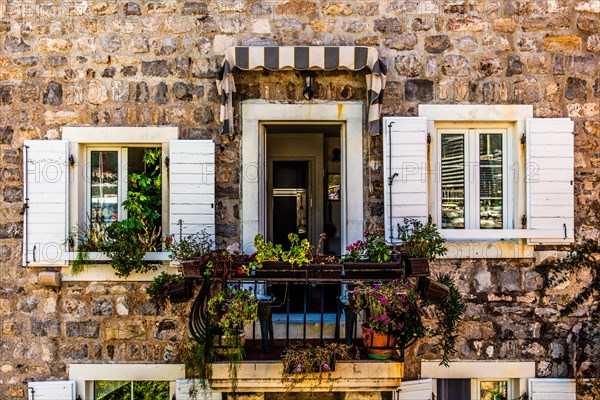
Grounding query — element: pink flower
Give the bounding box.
[323,364,330,370]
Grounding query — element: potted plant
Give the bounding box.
[207,284,259,357]
[349,280,426,359]
[281,343,359,389]
[397,218,447,277]
[145,271,190,308]
[343,230,393,263]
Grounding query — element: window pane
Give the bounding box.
[441,134,465,229]
[479,134,503,229]
[480,380,508,400]
[91,151,119,225]
[132,381,170,400]
[94,381,131,399]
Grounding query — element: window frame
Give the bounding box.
[68,363,184,400]
[436,126,511,231]
[420,105,532,245]
[62,127,178,280]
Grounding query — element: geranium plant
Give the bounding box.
[350,280,426,345]
[343,230,393,262]
[207,284,259,336]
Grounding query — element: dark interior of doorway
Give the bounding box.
[265,124,341,313]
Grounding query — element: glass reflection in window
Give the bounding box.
[441,134,465,229]
[90,150,119,225]
[480,380,508,400]
[479,134,503,229]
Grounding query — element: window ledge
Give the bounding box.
[68,251,172,262]
[210,360,404,392]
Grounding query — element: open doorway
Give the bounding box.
[265,124,342,312]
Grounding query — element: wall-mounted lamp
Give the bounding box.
[300,71,317,100]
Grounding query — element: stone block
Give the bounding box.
[506,55,523,76]
[104,320,146,340]
[442,55,469,76]
[155,82,168,104]
[62,343,89,359]
[0,222,23,239]
[0,85,13,105]
[121,66,138,77]
[38,38,72,53]
[479,57,503,77]
[543,34,582,51]
[30,318,60,337]
[276,0,315,15]
[142,60,170,77]
[183,2,208,15]
[4,35,31,52]
[565,77,588,100]
[499,269,522,292]
[395,55,422,77]
[42,81,62,106]
[124,2,142,15]
[493,18,517,32]
[456,36,478,52]
[404,79,433,102]
[147,2,178,14]
[425,35,450,53]
[374,18,402,33]
[3,186,22,202]
[0,126,13,145]
[66,320,100,338]
[135,82,149,102]
[342,21,368,33]
[91,2,118,15]
[575,1,600,13]
[411,18,432,32]
[44,111,78,125]
[448,16,487,31]
[88,81,108,104]
[383,34,417,51]
[577,16,599,32]
[588,34,600,51]
[91,299,113,316]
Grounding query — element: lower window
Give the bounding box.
[437,378,511,400]
[94,380,170,400]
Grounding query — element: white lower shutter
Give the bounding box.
[526,118,575,244]
[396,378,433,400]
[176,379,221,400]
[528,378,576,400]
[383,117,429,243]
[28,381,76,400]
[23,140,69,266]
[169,140,215,240]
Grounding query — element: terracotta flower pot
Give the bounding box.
[361,325,397,360]
[403,255,430,277]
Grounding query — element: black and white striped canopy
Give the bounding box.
[217,46,387,135]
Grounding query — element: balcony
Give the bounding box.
[184,262,408,393]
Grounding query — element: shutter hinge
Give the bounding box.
[388,172,398,186]
[520,134,526,145]
[428,214,433,224]
[521,214,527,228]
[427,133,432,144]
[164,156,170,168]
[20,202,28,215]
[563,223,567,239]
[69,154,75,167]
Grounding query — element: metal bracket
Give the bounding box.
[388,173,399,186]
[427,133,431,144]
[521,214,527,228]
[520,134,526,145]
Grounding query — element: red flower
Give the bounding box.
[237,269,243,275]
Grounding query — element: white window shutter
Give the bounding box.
[383,117,429,243]
[526,118,575,244]
[528,378,576,400]
[396,378,433,400]
[176,379,222,400]
[23,140,69,266]
[28,381,76,400]
[169,140,215,240]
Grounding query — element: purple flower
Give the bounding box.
[289,377,293,381]
[397,322,403,329]
[374,284,380,290]
[296,364,302,373]
[339,376,343,380]
[323,364,329,370]
[233,284,239,290]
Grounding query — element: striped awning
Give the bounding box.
[217,46,387,135]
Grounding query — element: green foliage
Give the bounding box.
[343,230,392,262]
[282,343,359,389]
[542,238,600,319]
[70,148,163,278]
[182,340,216,399]
[94,380,169,400]
[349,280,426,343]
[397,218,447,260]
[207,284,259,336]
[122,148,162,227]
[105,221,158,278]
[281,233,313,266]
[242,233,313,273]
[167,224,213,262]
[146,271,184,307]
[432,274,466,367]
[69,216,108,275]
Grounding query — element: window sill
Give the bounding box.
[67,251,172,262]
[440,229,566,241]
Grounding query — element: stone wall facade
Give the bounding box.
[0,0,599,398]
